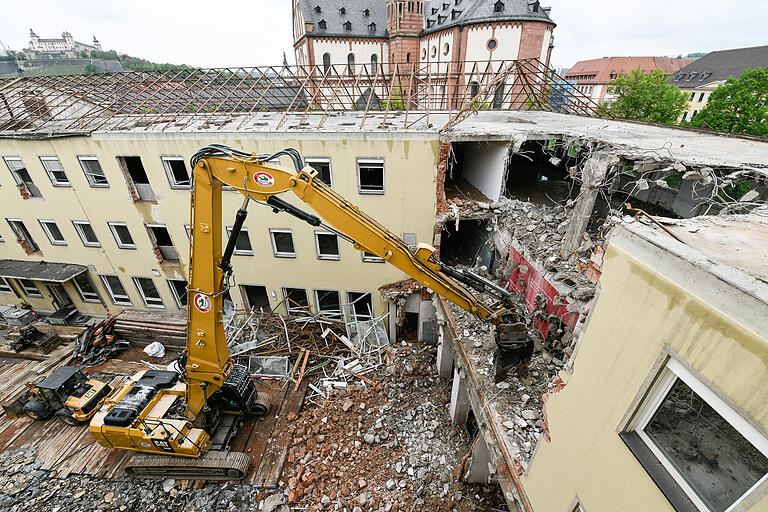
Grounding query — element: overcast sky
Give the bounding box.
[1,0,766,70]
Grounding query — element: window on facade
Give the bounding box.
[347,53,355,74]
[19,279,42,298]
[421,48,427,60]
[6,219,39,252]
[315,289,342,319]
[443,43,450,56]
[431,46,437,58]
[487,38,498,50]
[318,19,327,30]
[78,156,108,187]
[624,358,768,512]
[73,273,101,303]
[99,275,132,306]
[314,231,340,260]
[468,81,480,98]
[322,52,331,73]
[306,158,332,186]
[0,277,14,295]
[347,291,373,319]
[283,287,309,315]
[344,21,352,31]
[4,156,42,198]
[363,8,370,16]
[357,159,384,194]
[339,7,345,15]
[370,53,378,70]
[161,156,190,189]
[146,224,178,262]
[117,156,155,201]
[269,229,295,257]
[692,110,698,118]
[690,92,696,100]
[241,284,270,312]
[108,222,136,249]
[226,226,253,255]
[314,5,321,13]
[167,279,188,308]
[698,92,706,102]
[39,156,70,186]
[362,251,385,263]
[133,277,164,308]
[72,221,100,247]
[403,233,418,249]
[38,219,66,245]
[368,22,376,33]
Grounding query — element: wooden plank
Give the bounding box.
[263,382,308,487]
[244,385,290,484]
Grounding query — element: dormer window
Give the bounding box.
[494,1,505,13]
[431,8,438,15]
[368,22,376,33]
[455,0,462,4]
[699,72,712,81]
[339,7,345,15]
[363,8,370,16]
[314,5,321,13]
[451,9,462,19]
[426,19,435,27]
[344,20,352,31]
[527,1,540,12]
[443,2,449,9]
[318,19,327,29]
[437,14,447,24]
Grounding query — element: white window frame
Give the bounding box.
[225,226,254,256]
[4,156,42,198]
[167,279,188,309]
[346,291,374,319]
[132,277,165,309]
[19,279,42,298]
[629,357,768,512]
[107,222,136,249]
[73,273,102,303]
[269,228,295,258]
[77,155,109,188]
[161,156,191,189]
[314,289,342,319]
[361,251,384,263]
[39,156,70,187]
[356,158,385,195]
[314,230,339,260]
[0,277,13,294]
[305,157,333,187]
[99,274,132,306]
[38,219,67,246]
[6,218,38,251]
[283,287,310,315]
[72,220,101,247]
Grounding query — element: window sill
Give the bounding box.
[619,432,698,512]
[273,253,296,258]
[317,255,340,261]
[117,245,137,250]
[83,243,102,248]
[233,251,255,256]
[144,304,166,309]
[358,190,385,195]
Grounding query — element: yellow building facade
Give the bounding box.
[521,220,768,511]
[0,130,441,321]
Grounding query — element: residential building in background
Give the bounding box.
[672,45,768,122]
[565,56,692,105]
[292,0,556,71]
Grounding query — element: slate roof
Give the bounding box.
[423,0,554,34]
[566,57,692,84]
[0,260,87,282]
[297,1,388,39]
[670,45,768,89]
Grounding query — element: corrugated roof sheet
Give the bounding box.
[0,260,87,282]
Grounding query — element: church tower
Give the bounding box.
[386,0,423,66]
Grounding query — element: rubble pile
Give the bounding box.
[444,302,565,465]
[280,334,506,511]
[0,448,280,512]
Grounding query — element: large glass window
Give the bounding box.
[226,226,253,255]
[77,156,109,187]
[132,277,164,308]
[99,275,132,306]
[161,156,190,189]
[305,158,332,186]
[72,221,100,247]
[39,156,70,186]
[314,231,339,260]
[269,229,295,258]
[627,358,768,512]
[38,219,67,245]
[107,222,136,249]
[357,159,384,194]
[283,287,309,315]
[73,273,101,303]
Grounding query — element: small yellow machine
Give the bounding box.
[3,366,113,426]
[90,145,528,479]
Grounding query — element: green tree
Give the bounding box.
[605,67,688,123]
[688,67,768,137]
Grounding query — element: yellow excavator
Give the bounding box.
[89,145,529,479]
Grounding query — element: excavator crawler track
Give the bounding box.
[125,451,250,480]
[252,393,271,417]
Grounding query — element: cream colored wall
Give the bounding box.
[521,239,768,511]
[0,132,440,319]
[311,39,385,71]
[465,24,522,62]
